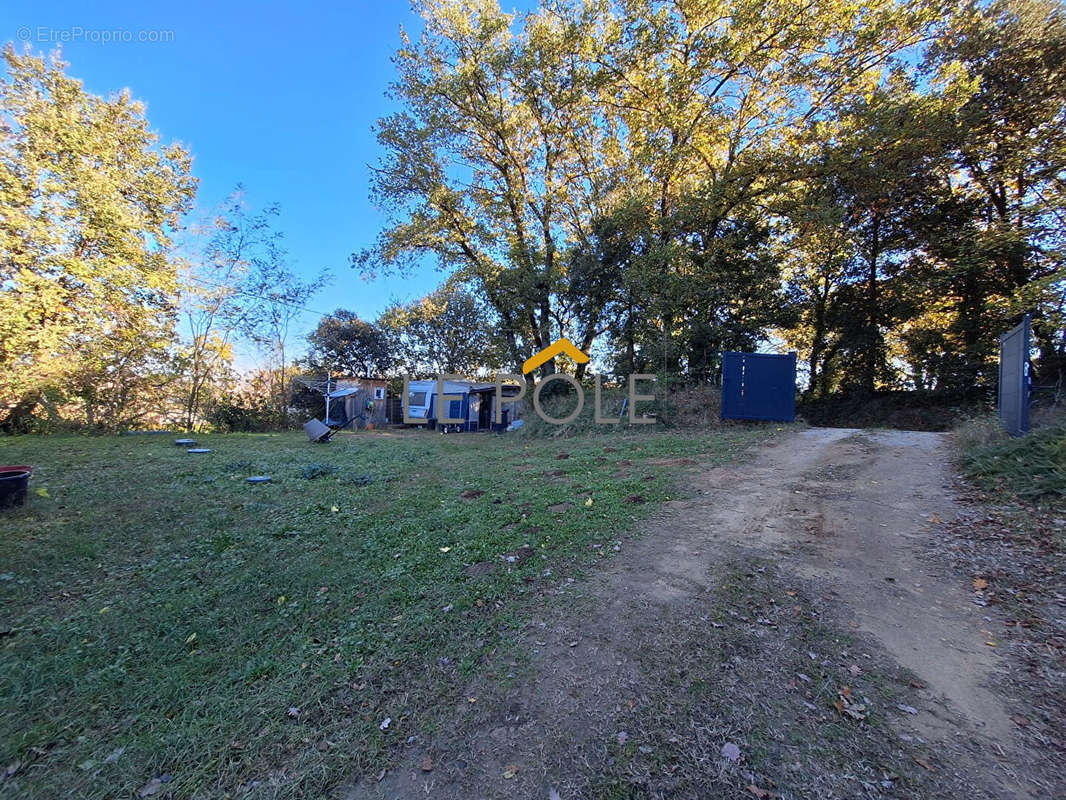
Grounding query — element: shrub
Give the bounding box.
[958,415,1066,500]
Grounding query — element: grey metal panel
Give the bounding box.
[998,315,1031,437]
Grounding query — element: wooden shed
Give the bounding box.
[327,377,388,429]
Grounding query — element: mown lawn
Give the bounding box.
[0,426,771,799]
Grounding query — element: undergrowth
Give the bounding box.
[956,414,1066,499]
[515,383,724,438]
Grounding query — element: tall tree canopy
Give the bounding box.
[306,309,394,377]
[358,0,943,380]
[378,281,506,376]
[359,0,1065,398]
[0,46,196,429]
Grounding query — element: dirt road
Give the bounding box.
[348,428,1047,799]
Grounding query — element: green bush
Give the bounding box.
[958,415,1066,500]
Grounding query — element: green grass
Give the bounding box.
[956,415,1066,499]
[0,426,771,799]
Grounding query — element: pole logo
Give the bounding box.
[403,338,656,427]
[522,337,589,375]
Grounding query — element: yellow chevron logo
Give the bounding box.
[522,337,590,374]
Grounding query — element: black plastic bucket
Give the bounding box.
[0,466,31,509]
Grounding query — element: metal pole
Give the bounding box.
[325,373,331,424]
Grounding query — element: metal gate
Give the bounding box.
[721,351,797,423]
[998,315,1031,437]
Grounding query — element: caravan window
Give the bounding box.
[409,391,427,405]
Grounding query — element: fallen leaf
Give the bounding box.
[331,505,339,513]
[503,764,520,779]
[849,664,862,677]
[973,577,989,591]
[747,785,771,799]
[836,687,867,720]
[914,756,934,771]
[34,487,50,498]
[421,756,434,772]
[1011,714,1030,727]
[584,497,594,507]
[721,742,741,762]
[439,546,452,553]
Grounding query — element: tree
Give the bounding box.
[923,0,1066,388]
[357,0,619,376]
[378,282,505,375]
[307,309,393,376]
[239,236,328,428]
[177,188,277,430]
[593,0,938,377]
[360,0,939,384]
[0,46,196,430]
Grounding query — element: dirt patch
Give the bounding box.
[547,502,573,514]
[464,561,498,579]
[459,489,485,500]
[933,490,1066,775]
[344,429,1058,799]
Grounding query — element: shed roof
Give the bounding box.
[327,387,363,399]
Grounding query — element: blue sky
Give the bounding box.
[0,1,519,360]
